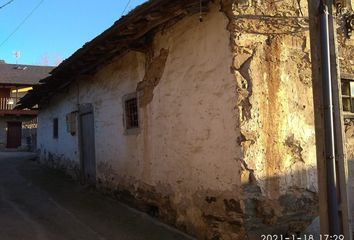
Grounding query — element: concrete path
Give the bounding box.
[0,152,192,240]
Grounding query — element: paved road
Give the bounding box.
[0,152,192,240]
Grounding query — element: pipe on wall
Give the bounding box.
[320,2,341,234]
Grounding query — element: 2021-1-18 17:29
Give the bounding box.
[260,234,345,240]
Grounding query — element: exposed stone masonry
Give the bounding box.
[34,1,354,240]
[222,1,318,238]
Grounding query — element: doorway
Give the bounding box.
[7,122,22,148]
[79,104,96,185]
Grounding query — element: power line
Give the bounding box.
[0,0,44,48]
[115,0,131,35]
[121,0,132,17]
[0,0,14,10]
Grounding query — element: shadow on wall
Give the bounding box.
[241,167,319,239]
[22,128,37,151]
[348,159,354,229]
[38,149,81,181]
[95,163,321,240]
[38,150,324,240]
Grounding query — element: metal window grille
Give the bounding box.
[53,118,59,138]
[125,98,139,129]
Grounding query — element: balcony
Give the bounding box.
[0,97,17,110]
[0,97,37,116]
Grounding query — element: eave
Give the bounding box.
[17,0,212,109]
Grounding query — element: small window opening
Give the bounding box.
[341,78,354,113]
[53,118,58,139]
[124,97,139,129]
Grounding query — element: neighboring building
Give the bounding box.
[16,0,354,239]
[0,61,53,149]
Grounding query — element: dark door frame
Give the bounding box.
[78,103,96,185]
[6,121,22,148]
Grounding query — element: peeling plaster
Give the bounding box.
[137,48,169,107]
[222,0,318,238]
[34,0,354,239]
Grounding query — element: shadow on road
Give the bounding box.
[0,152,192,240]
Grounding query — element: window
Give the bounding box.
[125,97,139,129]
[341,78,354,114]
[53,118,58,139]
[66,112,76,136]
[123,93,139,133]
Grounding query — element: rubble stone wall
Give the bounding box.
[222,0,318,238]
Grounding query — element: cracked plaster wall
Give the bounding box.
[34,1,347,239]
[131,4,242,239]
[37,51,146,178]
[37,4,242,239]
[222,0,318,238]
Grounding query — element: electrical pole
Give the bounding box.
[308,0,352,238]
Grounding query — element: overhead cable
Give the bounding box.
[0,0,44,48]
[0,0,14,10]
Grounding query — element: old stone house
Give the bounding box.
[17,0,354,239]
[0,61,53,149]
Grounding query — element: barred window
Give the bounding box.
[124,94,139,130]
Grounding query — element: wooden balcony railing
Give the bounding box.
[0,97,18,110]
[0,97,37,116]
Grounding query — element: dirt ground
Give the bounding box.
[0,152,193,240]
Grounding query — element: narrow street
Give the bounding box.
[0,152,192,240]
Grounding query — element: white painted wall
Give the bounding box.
[37,51,145,168]
[36,2,322,238]
[37,91,78,162]
[37,4,240,236]
[38,3,240,193]
[142,6,241,192]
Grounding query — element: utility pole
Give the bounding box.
[308,0,352,238]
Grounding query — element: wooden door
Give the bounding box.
[79,104,96,185]
[7,122,22,148]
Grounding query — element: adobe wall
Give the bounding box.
[132,4,242,239]
[37,4,243,239]
[37,51,145,178]
[37,82,82,174]
[89,4,242,239]
[37,1,321,239]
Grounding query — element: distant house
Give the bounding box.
[0,61,53,149]
[17,0,354,239]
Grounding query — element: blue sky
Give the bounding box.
[0,0,147,66]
